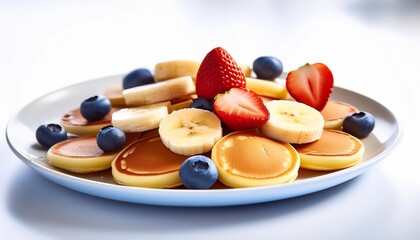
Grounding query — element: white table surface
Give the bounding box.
[1,0,419,239]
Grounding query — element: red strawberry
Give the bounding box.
[213,88,269,131]
[286,63,334,111]
[196,47,246,99]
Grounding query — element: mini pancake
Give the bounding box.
[111,136,189,188]
[321,100,358,130]
[211,131,300,188]
[47,133,140,173]
[61,107,121,136]
[293,130,364,171]
[103,87,126,107]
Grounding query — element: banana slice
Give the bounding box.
[154,60,201,82]
[259,100,324,144]
[112,101,171,133]
[246,77,288,99]
[154,60,252,82]
[169,94,197,112]
[122,76,196,106]
[239,64,252,77]
[158,108,223,156]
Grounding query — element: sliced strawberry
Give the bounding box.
[286,63,334,111]
[213,88,269,131]
[196,47,246,99]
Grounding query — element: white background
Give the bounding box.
[1,0,419,239]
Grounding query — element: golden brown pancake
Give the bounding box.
[293,130,364,171]
[103,87,126,107]
[47,133,140,173]
[61,107,121,136]
[321,101,358,130]
[111,136,190,188]
[211,131,300,188]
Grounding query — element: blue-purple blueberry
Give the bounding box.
[179,155,218,189]
[342,111,375,139]
[122,68,154,90]
[80,95,111,122]
[253,56,283,80]
[96,125,126,152]
[36,123,68,148]
[189,98,214,112]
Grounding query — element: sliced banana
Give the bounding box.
[122,76,196,106]
[112,101,171,133]
[158,108,223,156]
[239,64,252,77]
[154,60,252,82]
[154,60,201,82]
[169,94,197,112]
[246,77,288,99]
[259,100,324,144]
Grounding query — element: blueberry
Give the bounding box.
[122,68,154,90]
[342,111,375,139]
[80,95,111,122]
[96,125,126,152]
[179,155,218,189]
[253,56,283,80]
[189,98,214,112]
[36,123,68,148]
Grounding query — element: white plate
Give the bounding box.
[6,75,401,207]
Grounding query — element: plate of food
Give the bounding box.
[6,48,401,207]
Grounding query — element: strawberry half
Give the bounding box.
[286,63,334,111]
[196,47,246,99]
[213,88,269,131]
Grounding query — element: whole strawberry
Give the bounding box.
[196,47,246,99]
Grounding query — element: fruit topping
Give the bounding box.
[36,123,68,148]
[213,88,269,131]
[122,68,154,90]
[96,125,126,152]
[189,97,214,112]
[80,95,112,122]
[111,102,170,133]
[286,63,334,111]
[252,56,283,80]
[259,100,324,144]
[342,111,375,138]
[195,47,246,99]
[179,155,219,189]
[245,77,288,99]
[158,108,223,156]
[122,76,195,106]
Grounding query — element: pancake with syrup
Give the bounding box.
[293,130,364,171]
[111,136,191,188]
[61,107,121,136]
[211,131,300,188]
[47,132,141,173]
[321,100,359,130]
